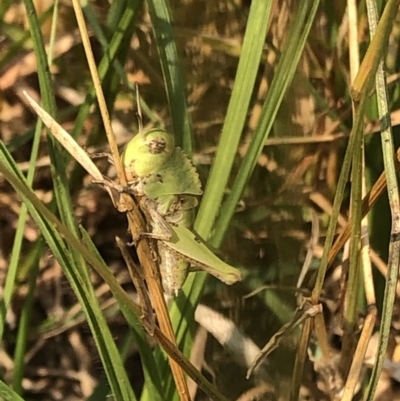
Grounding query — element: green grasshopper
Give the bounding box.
[23,89,241,296]
[121,127,242,295]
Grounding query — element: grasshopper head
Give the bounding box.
[122,128,175,181]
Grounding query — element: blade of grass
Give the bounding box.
[341,75,365,379]
[290,319,312,401]
[20,10,97,389]
[204,2,319,394]
[364,0,400,399]
[0,120,43,343]
[3,5,62,392]
[70,1,190,398]
[0,379,25,401]
[311,91,368,300]
[351,0,400,102]
[47,0,59,65]
[341,310,377,400]
[211,0,320,248]
[0,147,137,401]
[146,0,193,152]
[22,0,81,242]
[81,229,163,401]
[11,239,42,394]
[340,0,371,379]
[196,0,273,240]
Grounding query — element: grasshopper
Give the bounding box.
[23,89,241,296]
[121,127,242,296]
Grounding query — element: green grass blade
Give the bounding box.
[80,228,164,401]
[0,380,25,401]
[0,122,43,345]
[147,0,193,152]
[22,3,93,331]
[22,0,78,236]
[0,145,137,401]
[364,0,400,398]
[4,7,62,391]
[12,244,41,394]
[196,0,273,239]
[212,0,320,248]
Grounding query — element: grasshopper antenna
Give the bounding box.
[135,82,143,133]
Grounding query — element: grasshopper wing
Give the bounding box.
[162,224,241,285]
